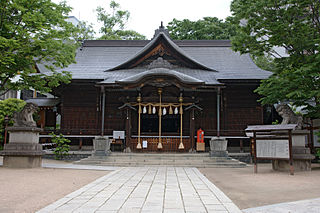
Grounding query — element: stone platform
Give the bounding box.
[1,126,44,168]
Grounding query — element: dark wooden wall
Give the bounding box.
[221,84,263,136]
[60,82,100,135]
[59,82,264,137]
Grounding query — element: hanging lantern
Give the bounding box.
[163,107,167,115]
[143,106,147,114]
[169,105,173,114]
[153,106,156,114]
[148,105,152,114]
[174,107,178,114]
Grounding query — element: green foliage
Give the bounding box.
[50,133,70,160]
[0,0,78,96]
[75,21,95,41]
[252,55,277,72]
[167,17,236,40]
[315,147,320,158]
[231,0,320,119]
[0,98,25,144]
[272,120,279,125]
[96,0,145,40]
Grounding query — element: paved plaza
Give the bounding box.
[243,198,320,213]
[37,167,242,213]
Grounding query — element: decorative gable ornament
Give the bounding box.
[148,57,173,70]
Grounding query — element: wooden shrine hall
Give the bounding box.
[36,25,271,152]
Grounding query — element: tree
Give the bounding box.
[0,98,25,145]
[231,0,320,118]
[96,0,146,40]
[76,21,95,41]
[0,0,79,96]
[167,17,237,40]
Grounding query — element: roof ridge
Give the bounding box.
[82,40,231,47]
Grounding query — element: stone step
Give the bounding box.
[75,160,245,168]
[74,153,246,168]
[94,162,246,168]
[101,158,232,163]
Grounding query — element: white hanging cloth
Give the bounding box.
[163,107,167,115]
[153,106,156,114]
[174,107,178,114]
[143,106,147,114]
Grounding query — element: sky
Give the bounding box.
[54,0,233,39]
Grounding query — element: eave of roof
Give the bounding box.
[115,68,205,85]
[26,98,60,107]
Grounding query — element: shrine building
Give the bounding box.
[35,26,272,152]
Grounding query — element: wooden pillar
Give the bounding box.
[178,94,184,149]
[79,138,83,150]
[217,88,221,137]
[309,119,315,154]
[125,109,132,149]
[137,94,142,149]
[190,109,195,151]
[253,131,257,174]
[240,139,243,153]
[157,88,163,149]
[288,130,294,175]
[101,86,106,136]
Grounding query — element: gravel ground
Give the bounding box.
[1,157,320,212]
[0,158,109,213]
[199,163,320,210]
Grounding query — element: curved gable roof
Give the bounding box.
[108,32,215,71]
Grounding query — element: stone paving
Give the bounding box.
[243,198,320,213]
[37,167,242,213]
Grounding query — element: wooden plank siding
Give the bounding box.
[60,83,100,135]
[221,84,263,136]
[58,82,264,140]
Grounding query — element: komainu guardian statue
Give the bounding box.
[275,104,303,129]
[13,103,38,127]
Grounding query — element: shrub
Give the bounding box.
[50,133,70,160]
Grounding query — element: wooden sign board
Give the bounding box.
[113,131,125,139]
[142,140,148,148]
[256,139,289,159]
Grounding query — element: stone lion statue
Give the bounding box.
[275,103,303,129]
[13,103,38,127]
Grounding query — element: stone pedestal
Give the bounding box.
[92,136,111,156]
[1,127,44,168]
[272,146,314,171]
[209,137,228,157]
[272,130,314,172]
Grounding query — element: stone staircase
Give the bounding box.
[74,153,247,168]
